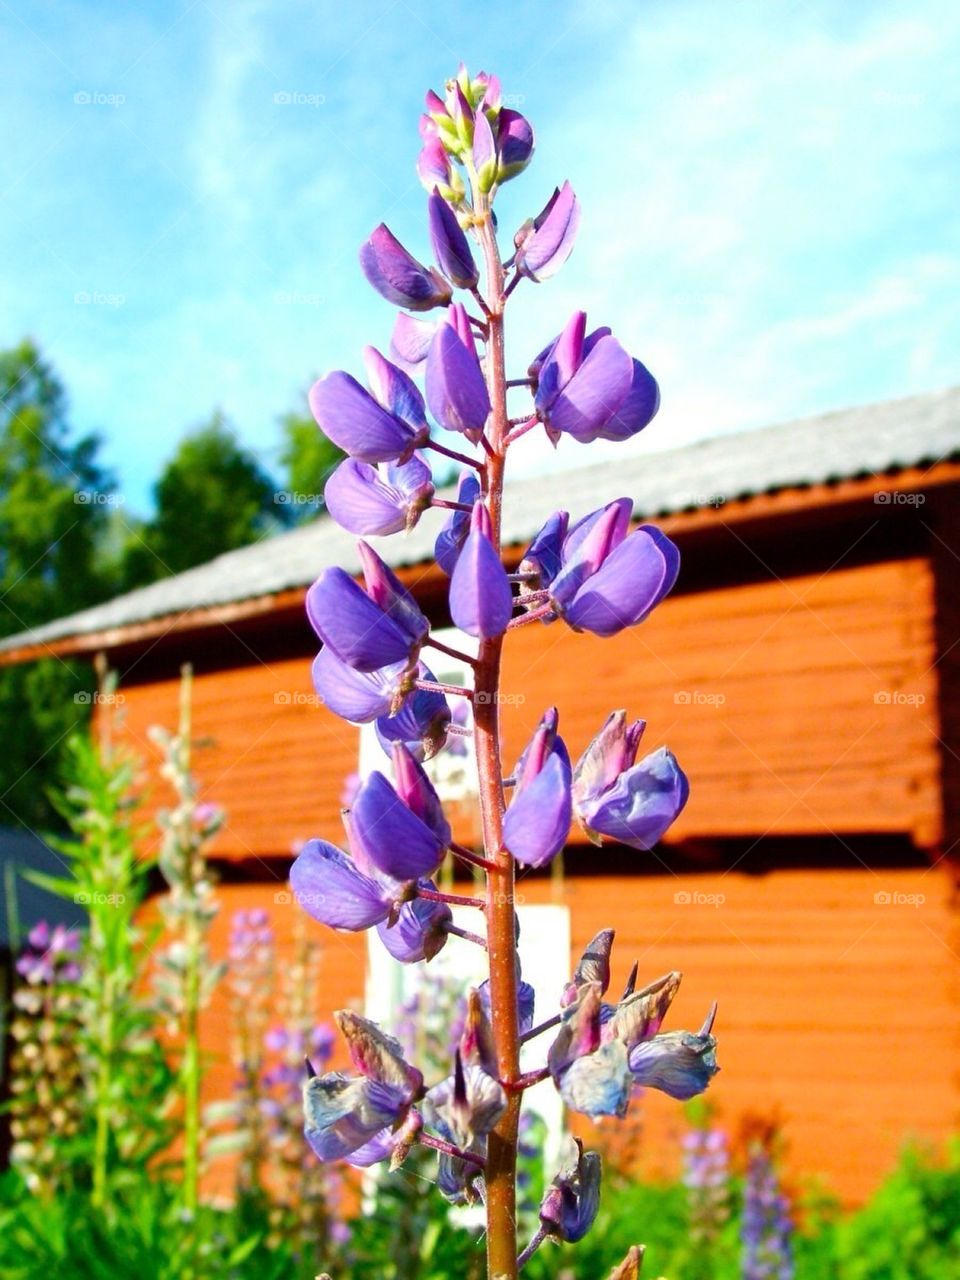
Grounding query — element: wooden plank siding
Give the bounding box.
[116,556,943,862]
[191,865,959,1204]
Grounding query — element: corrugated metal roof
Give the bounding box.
[3,385,958,654]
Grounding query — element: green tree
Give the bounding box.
[121,413,280,586]
[0,340,117,830]
[278,404,344,523]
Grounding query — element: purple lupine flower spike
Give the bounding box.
[435,470,480,573]
[502,709,572,868]
[360,224,452,311]
[428,190,479,289]
[449,502,513,638]
[425,307,491,435]
[515,181,581,282]
[324,454,435,536]
[309,370,425,464]
[540,1139,602,1243]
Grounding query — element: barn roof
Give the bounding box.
[2,383,959,659]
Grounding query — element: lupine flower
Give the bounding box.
[472,108,498,192]
[683,1123,730,1246]
[550,943,717,1117]
[629,1003,719,1099]
[425,305,491,435]
[360,224,452,310]
[532,310,660,444]
[539,1139,602,1243]
[527,498,680,637]
[374,677,452,760]
[428,191,478,289]
[306,541,428,673]
[303,1012,424,1166]
[435,470,480,573]
[515,181,581,282]
[309,351,429,464]
[518,509,568,593]
[290,808,451,960]
[449,501,513,638]
[561,928,614,1007]
[390,311,437,371]
[573,711,690,848]
[497,108,535,179]
[350,744,451,882]
[311,649,416,722]
[502,709,572,867]
[324,454,435,536]
[742,1141,794,1280]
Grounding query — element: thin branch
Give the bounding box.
[445,921,488,949]
[517,1226,548,1270]
[416,678,475,699]
[426,438,485,472]
[449,839,499,872]
[417,886,486,910]
[420,1132,486,1169]
[426,636,479,666]
[501,1066,550,1094]
[519,1013,561,1044]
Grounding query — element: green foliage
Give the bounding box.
[278,406,344,522]
[120,413,281,585]
[0,340,117,827]
[37,711,176,1198]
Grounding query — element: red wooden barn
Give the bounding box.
[3,386,960,1201]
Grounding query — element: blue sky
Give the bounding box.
[1,0,958,512]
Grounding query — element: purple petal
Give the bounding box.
[358,542,430,647]
[362,346,429,433]
[497,108,535,179]
[311,649,408,723]
[517,181,580,281]
[547,336,634,442]
[290,840,389,931]
[629,1026,718,1100]
[549,499,632,611]
[518,510,569,590]
[375,675,451,760]
[417,137,452,193]
[580,746,689,849]
[556,1040,632,1118]
[425,322,491,435]
[306,569,416,671]
[472,110,497,191]
[428,191,478,289]
[390,312,437,371]
[595,358,660,442]
[351,771,446,880]
[449,505,513,639]
[391,743,451,846]
[325,459,415,536]
[503,750,572,868]
[435,470,480,573]
[360,224,452,311]
[562,528,677,636]
[304,1074,408,1161]
[376,891,452,963]
[309,371,418,464]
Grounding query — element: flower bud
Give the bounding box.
[540,1139,602,1243]
[428,190,478,289]
[502,709,572,868]
[360,224,452,311]
[449,502,513,639]
[425,309,491,435]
